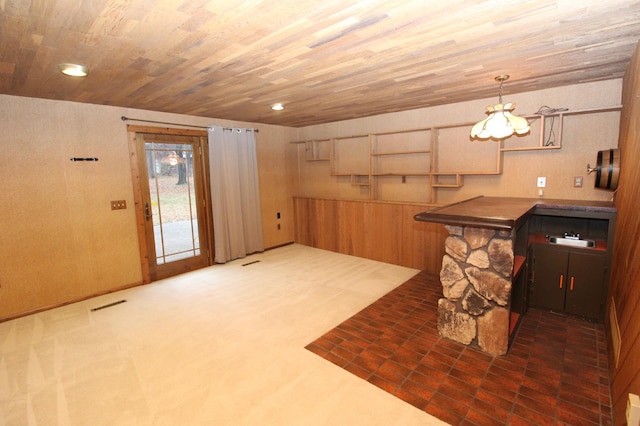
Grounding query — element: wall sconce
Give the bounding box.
[470,75,530,140]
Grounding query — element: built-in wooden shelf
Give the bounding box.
[372,172,431,176]
[291,105,621,203]
[509,312,520,336]
[513,255,526,278]
[500,145,562,152]
[371,150,431,156]
[350,175,370,186]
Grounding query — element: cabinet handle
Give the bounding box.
[570,276,575,291]
[559,274,564,289]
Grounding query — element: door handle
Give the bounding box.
[570,276,575,291]
[559,274,564,289]
[144,202,151,221]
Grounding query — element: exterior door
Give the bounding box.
[129,127,211,281]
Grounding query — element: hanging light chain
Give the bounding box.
[495,74,509,104]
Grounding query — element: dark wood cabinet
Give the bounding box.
[530,244,567,312]
[530,243,606,320]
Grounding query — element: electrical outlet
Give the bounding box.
[111,200,127,210]
[537,177,546,188]
[574,176,583,187]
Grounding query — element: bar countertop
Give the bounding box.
[414,196,616,230]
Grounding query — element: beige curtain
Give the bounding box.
[208,126,264,263]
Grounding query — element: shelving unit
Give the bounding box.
[501,106,621,152]
[509,215,531,342]
[430,173,464,188]
[291,105,621,204]
[350,174,370,186]
[513,256,526,279]
[329,135,369,177]
[304,139,330,161]
[369,129,432,200]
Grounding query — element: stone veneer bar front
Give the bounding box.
[438,225,515,355]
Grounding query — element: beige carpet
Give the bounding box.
[0,244,446,426]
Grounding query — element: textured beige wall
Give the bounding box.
[0,79,622,319]
[0,95,295,319]
[294,80,622,204]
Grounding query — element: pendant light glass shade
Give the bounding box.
[470,75,530,140]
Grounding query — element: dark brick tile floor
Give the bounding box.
[306,271,612,425]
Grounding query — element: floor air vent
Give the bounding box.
[242,260,260,266]
[91,299,127,312]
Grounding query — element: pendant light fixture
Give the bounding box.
[470,75,530,140]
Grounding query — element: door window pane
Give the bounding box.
[145,142,200,264]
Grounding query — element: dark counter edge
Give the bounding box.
[414,196,617,230]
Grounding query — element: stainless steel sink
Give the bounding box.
[548,236,596,248]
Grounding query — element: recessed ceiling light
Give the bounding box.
[271,103,285,111]
[58,63,89,77]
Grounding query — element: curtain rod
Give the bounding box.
[121,116,259,132]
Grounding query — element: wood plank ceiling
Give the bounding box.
[1,0,640,127]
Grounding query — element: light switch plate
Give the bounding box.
[537,177,546,188]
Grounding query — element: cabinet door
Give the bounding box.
[530,245,568,312]
[565,252,606,319]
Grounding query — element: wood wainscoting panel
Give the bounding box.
[401,204,448,272]
[608,40,640,424]
[293,197,338,253]
[293,197,445,274]
[336,199,367,258]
